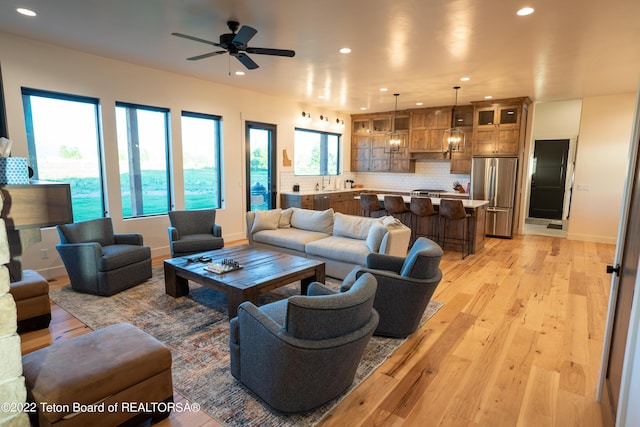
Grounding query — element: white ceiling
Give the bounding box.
[1,0,639,114]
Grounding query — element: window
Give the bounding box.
[22,88,105,222]
[180,112,222,210]
[294,128,340,175]
[116,102,170,218]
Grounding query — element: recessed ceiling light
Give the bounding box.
[460,77,470,82]
[416,102,424,106]
[17,8,37,17]
[360,107,368,111]
[339,48,351,54]
[484,95,493,99]
[235,71,245,76]
[517,7,534,16]
[318,95,325,99]
[379,88,388,92]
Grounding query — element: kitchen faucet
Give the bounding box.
[322,175,331,190]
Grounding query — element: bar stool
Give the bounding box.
[360,193,385,217]
[383,195,411,228]
[409,197,437,245]
[438,198,471,259]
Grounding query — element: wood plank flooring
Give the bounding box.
[19,234,613,426]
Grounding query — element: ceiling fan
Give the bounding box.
[172,20,295,70]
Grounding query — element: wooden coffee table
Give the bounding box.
[164,245,325,318]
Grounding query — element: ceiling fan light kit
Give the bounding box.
[172,20,295,70]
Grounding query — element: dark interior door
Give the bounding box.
[529,139,569,219]
[602,134,640,425]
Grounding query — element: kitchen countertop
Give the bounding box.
[281,188,488,208]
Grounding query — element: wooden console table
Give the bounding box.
[0,181,72,281]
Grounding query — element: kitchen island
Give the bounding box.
[359,194,489,255]
[281,190,488,255]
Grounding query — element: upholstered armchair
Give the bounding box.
[341,237,443,338]
[56,218,152,296]
[167,209,224,257]
[229,273,379,413]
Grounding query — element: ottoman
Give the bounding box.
[22,323,173,427]
[9,269,51,332]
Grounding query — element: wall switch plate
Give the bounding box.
[40,248,48,259]
[577,184,590,191]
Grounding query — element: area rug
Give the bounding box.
[49,266,443,427]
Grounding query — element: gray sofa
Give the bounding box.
[56,218,152,296]
[229,272,379,413]
[246,208,411,279]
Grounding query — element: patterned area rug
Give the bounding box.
[49,266,443,426]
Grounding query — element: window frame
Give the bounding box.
[115,101,172,218]
[180,110,223,210]
[293,127,341,176]
[21,87,107,220]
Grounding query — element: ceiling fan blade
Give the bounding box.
[245,47,295,57]
[171,32,221,47]
[235,53,259,70]
[232,25,257,49]
[187,51,227,61]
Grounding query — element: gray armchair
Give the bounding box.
[167,209,224,257]
[341,237,443,338]
[229,273,379,413]
[56,218,152,296]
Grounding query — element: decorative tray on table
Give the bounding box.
[204,259,243,274]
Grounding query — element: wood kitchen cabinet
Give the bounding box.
[351,112,413,172]
[280,193,313,209]
[448,105,474,174]
[409,107,452,153]
[471,97,531,156]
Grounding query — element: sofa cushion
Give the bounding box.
[99,245,152,271]
[251,209,282,233]
[253,228,329,252]
[333,213,377,240]
[366,221,388,252]
[305,236,371,265]
[290,208,334,234]
[278,208,294,228]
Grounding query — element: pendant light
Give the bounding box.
[443,86,465,158]
[384,93,406,154]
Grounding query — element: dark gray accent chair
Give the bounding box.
[341,237,443,338]
[56,218,152,296]
[229,272,379,413]
[167,209,224,257]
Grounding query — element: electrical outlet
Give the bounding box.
[40,249,48,259]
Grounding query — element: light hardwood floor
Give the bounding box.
[19,234,614,427]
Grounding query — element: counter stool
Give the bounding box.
[384,195,411,228]
[438,198,471,259]
[409,197,437,245]
[360,193,385,218]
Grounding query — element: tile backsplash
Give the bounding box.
[280,160,470,193]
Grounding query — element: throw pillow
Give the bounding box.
[366,221,388,252]
[279,208,294,228]
[251,209,282,233]
[333,212,377,240]
[290,208,334,234]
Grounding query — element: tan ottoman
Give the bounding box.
[9,269,51,332]
[22,323,173,427]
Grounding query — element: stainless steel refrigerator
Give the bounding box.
[471,157,518,238]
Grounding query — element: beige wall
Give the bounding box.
[568,93,637,243]
[0,32,347,278]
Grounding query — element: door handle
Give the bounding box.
[606,264,620,276]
